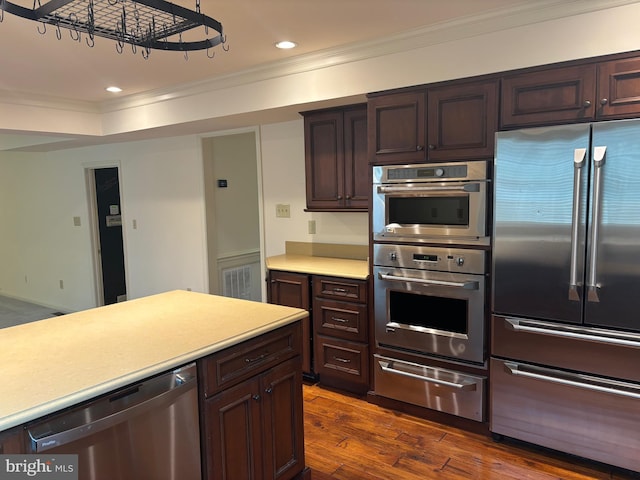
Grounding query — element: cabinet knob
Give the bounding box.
[428,144,436,150]
[337,195,342,200]
[600,98,608,105]
[265,387,273,394]
[416,145,424,151]
[346,194,351,200]
[252,394,261,401]
[582,100,591,108]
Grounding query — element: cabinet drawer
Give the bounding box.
[201,322,302,397]
[315,335,369,383]
[313,276,367,303]
[313,298,367,342]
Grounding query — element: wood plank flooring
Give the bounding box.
[302,384,638,480]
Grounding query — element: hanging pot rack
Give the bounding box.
[0,0,227,58]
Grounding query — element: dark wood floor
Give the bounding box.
[302,383,638,480]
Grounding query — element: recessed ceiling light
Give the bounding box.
[106,86,122,93]
[275,41,297,50]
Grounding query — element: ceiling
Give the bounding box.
[0,0,606,150]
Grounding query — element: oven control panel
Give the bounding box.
[373,244,486,274]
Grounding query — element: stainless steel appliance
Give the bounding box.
[374,243,486,363]
[491,119,640,473]
[372,161,490,245]
[373,243,488,421]
[27,363,201,480]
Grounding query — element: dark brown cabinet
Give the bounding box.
[368,80,498,165]
[427,80,498,161]
[0,427,24,454]
[312,276,369,394]
[598,56,640,119]
[267,271,312,375]
[501,56,640,128]
[303,105,368,211]
[367,91,427,165]
[200,322,306,480]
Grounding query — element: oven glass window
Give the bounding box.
[389,290,468,334]
[388,196,469,226]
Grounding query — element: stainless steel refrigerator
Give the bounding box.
[490,119,640,473]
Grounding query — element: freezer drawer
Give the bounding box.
[492,315,640,383]
[373,354,485,422]
[490,358,640,473]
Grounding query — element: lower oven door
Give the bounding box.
[374,266,485,363]
[374,354,485,421]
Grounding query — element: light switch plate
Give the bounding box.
[276,204,290,218]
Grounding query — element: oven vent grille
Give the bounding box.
[222,265,252,300]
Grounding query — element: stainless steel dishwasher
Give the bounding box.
[26,363,201,480]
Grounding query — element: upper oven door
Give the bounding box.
[372,177,489,245]
[374,266,486,364]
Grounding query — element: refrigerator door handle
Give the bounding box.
[568,147,587,301]
[503,361,640,400]
[587,146,607,302]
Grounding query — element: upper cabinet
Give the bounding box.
[501,56,640,128]
[598,57,640,119]
[427,80,499,161]
[367,91,427,165]
[368,79,498,165]
[303,105,368,211]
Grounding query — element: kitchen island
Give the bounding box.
[0,290,309,479]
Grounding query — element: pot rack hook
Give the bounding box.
[69,13,80,41]
[86,32,94,47]
[37,21,46,34]
[55,19,62,40]
[206,47,215,59]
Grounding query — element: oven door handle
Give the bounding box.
[378,361,477,391]
[378,272,479,290]
[377,183,480,194]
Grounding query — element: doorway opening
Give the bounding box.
[86,166,127,305]
[202,130,263,302]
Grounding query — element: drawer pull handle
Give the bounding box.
[504,362,640,400]
[331,317,349,323]
[333,356,351,364]
[332,288,347,293]
[378,360,476,391]
[245,352,268,364]
[504,317,640,349]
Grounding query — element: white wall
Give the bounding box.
[259,120,368,257]
[0,135,208,311]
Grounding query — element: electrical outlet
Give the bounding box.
[308,220,316,234]
[276,204,290,218]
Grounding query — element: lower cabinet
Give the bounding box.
[0,426,24,454]
[200,322,307,480]
[313,276,369,395]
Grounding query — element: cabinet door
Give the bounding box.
[427,80,498,161]
[597,57,640,119]
[343,107,369,210]
[368,91,427,165]
[501,64,596,127]
[0,427,24,454]
[268,271,311,374]
[261,358,305,480]
[304,110,344,210]
[205,378,264,480]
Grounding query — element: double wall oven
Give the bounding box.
[372,161,490,422]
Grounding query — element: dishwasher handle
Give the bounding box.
[29,367,197,452]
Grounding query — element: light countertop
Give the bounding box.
[0,290,307,431]
[266,254,369,280]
